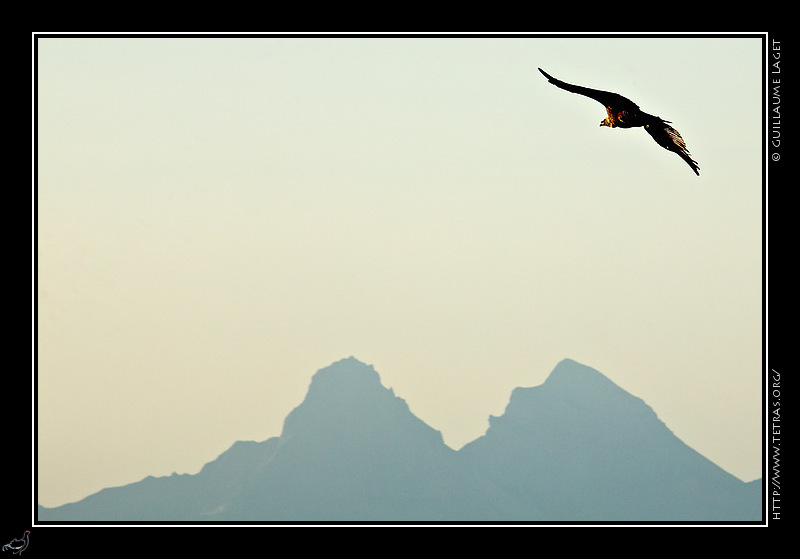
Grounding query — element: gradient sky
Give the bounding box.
[36,35,763,508]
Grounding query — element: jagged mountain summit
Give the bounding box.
[38,357,761,523]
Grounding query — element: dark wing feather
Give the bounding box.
[538,68,638,111]
[645,119,700,175]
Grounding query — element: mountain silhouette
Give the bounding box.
[460,358,760,521]
[37,357,761,522]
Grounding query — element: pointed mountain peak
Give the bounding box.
[541,358,628,394]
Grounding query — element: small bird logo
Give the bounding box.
[2,531,29,555]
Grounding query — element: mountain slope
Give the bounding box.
[37,438,281,521]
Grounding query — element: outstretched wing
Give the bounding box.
[538,68,638,111]
[645,120,700,175]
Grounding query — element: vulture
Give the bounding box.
[538,68,699,175]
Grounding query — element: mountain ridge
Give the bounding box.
[37,356,762,522]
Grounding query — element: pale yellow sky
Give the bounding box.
[36,35,763,508]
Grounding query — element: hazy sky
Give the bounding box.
[36,35,763,508]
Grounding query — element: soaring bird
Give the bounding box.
[538,68,699,175]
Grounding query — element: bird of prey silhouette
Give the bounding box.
[538,68,699,175]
